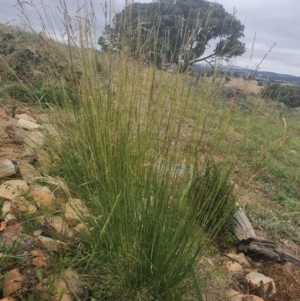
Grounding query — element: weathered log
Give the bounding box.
[233,205,300,267]
[233,206,256,240]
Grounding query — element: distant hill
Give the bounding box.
[230,66,300,85]
[189,63,300,85]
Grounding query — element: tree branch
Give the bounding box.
[189,53,216,65]
[204,58,214,69]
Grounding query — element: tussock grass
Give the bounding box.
[14,2,237,299]
[50,49,237,299]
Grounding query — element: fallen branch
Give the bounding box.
[233,205,300,267]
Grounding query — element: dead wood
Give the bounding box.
[233,205,300,267]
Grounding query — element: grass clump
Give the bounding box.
[52,55,237,299]
[188,159,237,239]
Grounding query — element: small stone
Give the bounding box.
[27,204,37,213]
[16,113,36,123]
[226,253,251,267]
[245,272,276,297]
[1,224,24,247]
[1,224,23,246]
[50,270,81,301]
[18,205,28,212]
[289,150,297,155]
[33,185,54,207]
[2,201,12,215]
[11,197,38,214]
[18,150,36,164]
[0,159,16,178]
[0,220,7,231]
[15,107,35,118]
[37,235,66,252]
[4,213,18,226]
[18,161,41,183]
[30,249,49,267]
[226,289,244,301]
[226,289,265,301]
[33,229,43,236]
[45,216,73,237]
[23,131,44,151]
[35,278,48,292]
[17,118,41,131]
[65,198,89,225]
[0,180,29,200]
[225,261,243,272]
[37,149,52,173]
[74,223,89,234]
[52,278,72,301]
[243,267,259,274]
[61,269,81,294]
[2,268,24,296]
[5,125,29,143]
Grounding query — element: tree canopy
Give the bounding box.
[98,0,246,69]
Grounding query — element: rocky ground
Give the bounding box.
[0,105,90,300]
[0,104,300,300]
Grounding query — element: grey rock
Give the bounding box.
[0,159,16,178]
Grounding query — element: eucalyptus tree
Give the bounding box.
[98,0,246,70]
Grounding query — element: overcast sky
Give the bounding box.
[0,0,299,76]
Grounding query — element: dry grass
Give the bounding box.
[224,77,263,94]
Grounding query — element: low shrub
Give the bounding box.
[3,84,34,103]
[262,83,300,108]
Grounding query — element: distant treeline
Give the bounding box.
[262,83,300,108]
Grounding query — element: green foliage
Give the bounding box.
[3,84,34,103]
[188,159,237,238]
[98,0,245,68]
[262,83,300,108]
[2,81,78,106]
[35,82,78,106]
[0,31,16,55]
[0,23,80,89]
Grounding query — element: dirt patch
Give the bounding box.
[262,263,300,301]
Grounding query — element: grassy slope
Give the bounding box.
[1,23,300,299]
